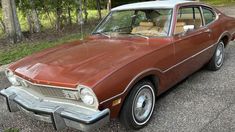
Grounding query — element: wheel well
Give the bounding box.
[118,75,159,117]
[221,35,229,47]
[143,75,159,92]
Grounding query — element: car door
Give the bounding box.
[172,6,213,81]
[201,6,218,44]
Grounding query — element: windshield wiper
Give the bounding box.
[93,32,111,38]
[131,33,149,40]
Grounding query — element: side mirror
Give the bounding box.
[183,25,195,32]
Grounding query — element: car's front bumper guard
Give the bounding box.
[0,86,110,131]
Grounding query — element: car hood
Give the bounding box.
[9,37,163,89]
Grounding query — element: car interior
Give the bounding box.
[174,7,203,34]
[131,10,171,36]
[95,8,204,37]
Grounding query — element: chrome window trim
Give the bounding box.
[169,6,177,36]
[201,6,219,26]
[93,8,174,37]
[199,6,206,26]
[171,4,219,36]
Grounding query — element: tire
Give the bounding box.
[120,80,156,130]
[207,41,225,71]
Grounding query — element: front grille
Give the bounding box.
[27,84,65,98]
[17,78,79,101]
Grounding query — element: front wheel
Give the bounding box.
[207,41,225,71]
[120,80,156,130]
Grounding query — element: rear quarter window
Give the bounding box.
[202,7,216,25]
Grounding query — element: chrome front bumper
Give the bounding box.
[0,86,110,131]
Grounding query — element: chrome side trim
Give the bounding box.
[100,31,231,104]
[100,42,216,104]
[163,43,215,73]
[6,31,230,106]
[164,31,229,73]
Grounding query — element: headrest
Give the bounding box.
[139,22,154,27]
[176,22,186,26]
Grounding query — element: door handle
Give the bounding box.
[204,29,212,33]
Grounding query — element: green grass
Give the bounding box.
[0,9,106,65]
[0,32,85,65]
[4,128,20,132]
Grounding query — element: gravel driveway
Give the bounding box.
[1,7,235,132]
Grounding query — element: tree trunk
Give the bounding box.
[107,0,111,11]
[76,0,83,25]
[83,0,88,23]
[67,7,72,25]
[31,10,41,33]
[30,0,41,33]
[1,0,23,43]
[76,0,84,39]
[55,7,63,31]
[27,0,41,33]
[0,18,6,33]
[96,0,102,20]
[26,12,33,33]
[42,5,53,27]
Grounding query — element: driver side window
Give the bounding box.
[174,6,203,35]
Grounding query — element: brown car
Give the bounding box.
[1,0,235,131]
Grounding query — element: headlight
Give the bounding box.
[5,70,20,86]
[78,85,98,109]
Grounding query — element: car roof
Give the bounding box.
[111,0,198,11]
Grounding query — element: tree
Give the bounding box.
[0,17,6,33]
[76,0,83,25]
[84,0,88,23]
[112,0,147,7]
[107,0,111,11]
[96,0,102,20]
[19,0,41,33]
[55,0,63,31]
[29,0,41,33]
[1,0,23,43]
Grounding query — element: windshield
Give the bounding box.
[93,9,173,37]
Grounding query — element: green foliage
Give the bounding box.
[4,128,20,132]
[0,9,107,33]
[201,0,235,6]
[0,0,235,65]
[0,22,96,65]
[112,0,150,7]
[0,33,83,65]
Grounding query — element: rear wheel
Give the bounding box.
[120,80,156,130]
[207,41,225,71]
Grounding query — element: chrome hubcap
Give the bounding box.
[215,42,224,67]
[133,86,154,124]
